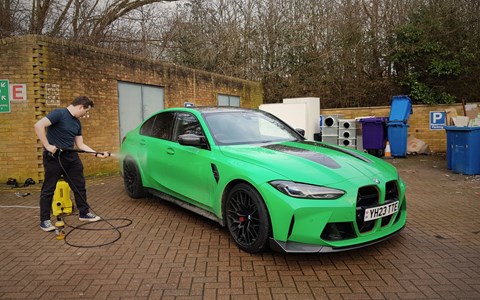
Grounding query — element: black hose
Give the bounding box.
[62,214,132,248]
[55,150,131,248]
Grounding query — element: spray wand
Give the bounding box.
[56,148,111,157]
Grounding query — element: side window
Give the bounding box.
[139,116,156,136]
[152,112,175,140]
[172,112,204,142]
[140,112,174,140]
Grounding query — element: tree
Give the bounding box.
[2,0,479,107]
[0,0,14,37]
[390,1,477,104]
[1,0,180,46]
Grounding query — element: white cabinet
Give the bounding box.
[259,97,320,140]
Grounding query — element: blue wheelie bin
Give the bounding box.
[387,122,410,157]
[389,95,412,123]
[444,126,480,175]
[387,95,412,157]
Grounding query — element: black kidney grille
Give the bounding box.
[356,181,401,232]
[385,180,399,202]
[356,186,379,233]
[382,181,400,226]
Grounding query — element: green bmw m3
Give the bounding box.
[120,106,406,253]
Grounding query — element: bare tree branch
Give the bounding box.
[50,0,74,36]
[89,0,179,44]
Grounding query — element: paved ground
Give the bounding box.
[1,154,479,299]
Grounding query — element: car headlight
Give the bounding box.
[270,180,345,199]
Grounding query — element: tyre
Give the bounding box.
[367,149,384,157]
[123,159,146,198]
[376,149,385,157]
[225,183,271,253]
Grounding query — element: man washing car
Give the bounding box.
[34,96,109,232]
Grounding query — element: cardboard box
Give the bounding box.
[469,118,480,127]
[464,103,479,120]
[452,116,470,127]
[445,108,458,125]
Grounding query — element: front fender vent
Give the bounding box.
[211,163,219,183]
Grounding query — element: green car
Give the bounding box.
[120,107,406,253]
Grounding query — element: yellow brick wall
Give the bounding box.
[0,35,263,183]
[0,37,41,185]
[322,103,472,153]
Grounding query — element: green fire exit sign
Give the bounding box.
[0,79,10,113]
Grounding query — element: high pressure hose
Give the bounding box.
[54,148,132,248]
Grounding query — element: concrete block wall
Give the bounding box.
[0,35,263,183]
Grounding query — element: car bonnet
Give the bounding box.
[218,140,397,185]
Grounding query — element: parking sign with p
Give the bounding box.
[430,111,446,130]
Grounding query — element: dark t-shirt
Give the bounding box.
[46,108,82,149]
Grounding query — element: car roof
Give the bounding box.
[193,106,257,114]
[167,106,258,115]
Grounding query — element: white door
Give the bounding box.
[118,82,164,142]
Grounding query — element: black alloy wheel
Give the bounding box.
[225,183,271,253]
[123,159,146,198]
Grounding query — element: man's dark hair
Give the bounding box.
[71,96,94,108]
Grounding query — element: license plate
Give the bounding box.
[364,201,399,221]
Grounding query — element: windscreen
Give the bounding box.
[204,110,303,145]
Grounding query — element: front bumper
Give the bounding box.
[258,176,407,251]
[269,225,405,253]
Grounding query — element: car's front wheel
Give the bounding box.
[225,183,271,253]
[123,159,146,198]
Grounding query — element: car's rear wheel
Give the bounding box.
[225,183,271,253]
[123,159,146,198]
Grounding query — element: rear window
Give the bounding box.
[140,112,175,140]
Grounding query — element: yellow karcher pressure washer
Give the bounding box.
[50,148,125,247]
[52,177,73,240]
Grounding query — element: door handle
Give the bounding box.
[140,139,146,146]
[167,148,175,155]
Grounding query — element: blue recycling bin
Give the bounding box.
[389,95,412,123]
[444,126,480,175]
[387,122,409,157]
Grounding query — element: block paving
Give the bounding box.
[1,154,479,299]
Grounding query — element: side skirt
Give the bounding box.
[146,188,225,226]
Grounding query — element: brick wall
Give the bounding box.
[322,103,473,153]
[0,37,40,185]
[0,35,263,183]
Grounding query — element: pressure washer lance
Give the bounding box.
[56,148,111,157]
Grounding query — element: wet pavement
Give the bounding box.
[1,154,479,299]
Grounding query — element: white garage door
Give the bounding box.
[118,82,164,142]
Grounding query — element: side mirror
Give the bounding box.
[296,128,305,136]
[178,134,207,147]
